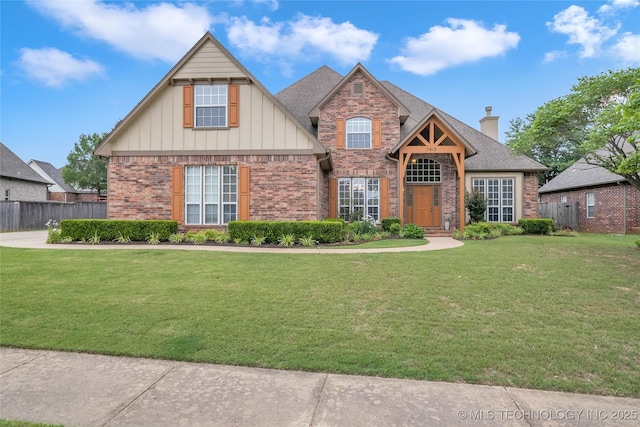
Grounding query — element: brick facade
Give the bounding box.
[108,154,320,226]
[539,183,640,234]
[318,70,401,218]
[522,173,540,218]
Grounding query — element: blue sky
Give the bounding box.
[2,0,639,168]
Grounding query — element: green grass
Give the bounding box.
[1,234,639,397]
[0,421,63,427]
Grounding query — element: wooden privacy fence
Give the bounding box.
[0,201,107,232]
[538,201,579,230]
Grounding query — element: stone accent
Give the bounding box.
[540,183,640,234]
[318,70,400,217]
[108,154,319,225]
[0,178,48,202]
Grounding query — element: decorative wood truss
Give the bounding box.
[398,116,466,230]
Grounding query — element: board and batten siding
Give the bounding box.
[173,40,245,80]
[108,83,319,153]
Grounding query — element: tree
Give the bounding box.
[506,68,640,189]
[464,190,487,223]
[62,132,108,196]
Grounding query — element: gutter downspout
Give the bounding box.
[623,182,627,234]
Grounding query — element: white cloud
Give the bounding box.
[543,50,569,63]
[26,0,214,62]
[612,33,640,62]
[227,14,378,67]
[16,48,104,87]
[599,0,639,14]
[548,5,618,58]
[387,19,520,76]
[252,0,279,11]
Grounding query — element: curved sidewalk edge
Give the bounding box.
[0,230,464,253]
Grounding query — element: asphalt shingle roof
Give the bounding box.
[30,160,78,193]
[539,157,626,193]
[275,66,547,172]
[0,143,51,184]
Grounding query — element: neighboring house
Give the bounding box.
[1,142,50,202]
[95,32,547,232]
[27,160,102,202]
[539,156,640,234]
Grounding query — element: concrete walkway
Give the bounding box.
[0,230,463,253]
[1,347,638,427]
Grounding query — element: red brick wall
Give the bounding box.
[522,173,540,218]
[108,154,319,224]
[539,183,640,234]
[318,70,400,218]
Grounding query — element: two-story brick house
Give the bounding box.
[95,32,546,232]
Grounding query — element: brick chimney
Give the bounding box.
[479,106,499,141]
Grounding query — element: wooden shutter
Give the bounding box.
[228,84,239,127]
[171,166,184,223]
[183,85,193,128]
[328,177,338,218]
[373,119,382,149]
[380,177,389,219]
[238,166,250,220]
[336,119,345,149]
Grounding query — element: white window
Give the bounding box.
[586,192,595,218]
[560,195,567,203]
[346,117,371,149]
[406,158,441,183]
[185,166,237,225]
[472,178,514,222]
[195,85,227,127]
[338,177,379,221]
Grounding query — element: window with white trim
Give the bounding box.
[195,85,227,127]
[406,158,441,183]
[185,165,237,225]
[346,117,371,149]
[338,177,379,221]
[586,192,595,218]
[472,178,514,222]
[560,195,567,203]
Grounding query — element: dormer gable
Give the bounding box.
[309,63,410,126]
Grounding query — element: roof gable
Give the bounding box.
[28,160,77,193]
[539,155,627,193]
[308,64,410,125]
[95,32,327,158]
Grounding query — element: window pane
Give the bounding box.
[186,204,200,224]
[223,204,236,224]
[194,85,227,127]
[367,178,379,221]
[346,117,371,149]
[338,178,351,221]
[204,204,218,224]
[196,107,226,127]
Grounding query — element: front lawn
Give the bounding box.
[1,234,638,397]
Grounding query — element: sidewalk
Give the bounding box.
[0,230,463,253]
[1,348,638,427]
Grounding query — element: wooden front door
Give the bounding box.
[412,186,441,227]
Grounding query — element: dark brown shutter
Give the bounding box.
[172,166,184,223]
[238,166,250,220]
[228,84,239,127]
[329,177,338,218]
[380,177,389,219]
[183,85,193,128]
[373,119,382,149]
[336,119,345,149]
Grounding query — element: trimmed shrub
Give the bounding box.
[228,220,344,244]
[347,220,378,236]
[635,239,640,247]
[389,223,402,235]
[381,218,401,232]
[60,219,178,242]
[518,218,553,235]
[465,190,487,223]
[401,224,425,239]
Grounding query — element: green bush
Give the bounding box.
[635,239,640,247]
[452,222,523,240]
[389,223,402,235]
[60,219,178,242]
[347,220,379,236]
[401,224,425,239]
[228,220,344,244]
[518,218,553,235]
[381,218,401,232]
